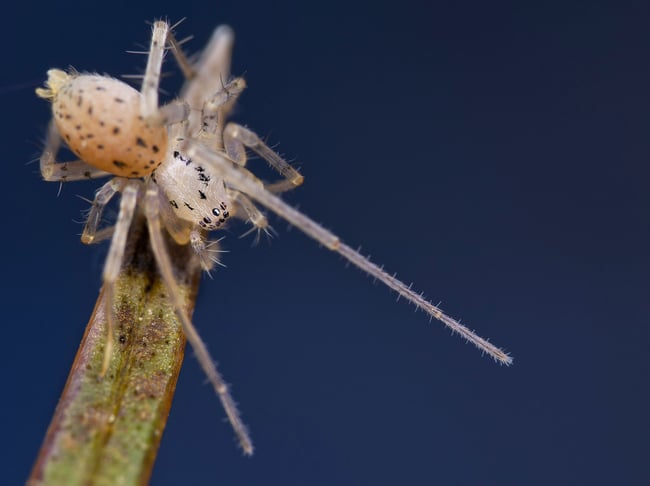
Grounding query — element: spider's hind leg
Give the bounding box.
[40,121,110,182]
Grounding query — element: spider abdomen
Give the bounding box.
[39,70,168,178]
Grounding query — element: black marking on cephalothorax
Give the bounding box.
[203,217,212,224]
[198,221,206,228]
[95,86,106,91]
[130,171,140,176]
[169,200,178,209]
[195,166,205,173]
[223,211,230,218]
[136,137,148,148]
[173,150,192,166]
[184,202,195,210]
[97,144,104,150]
[113,127,120,135]
[77,96,82,107]
[114,97,124,103]
[84,171,91,178]
[220,202,227,210]
[198,190,206,199]
[113,160,127,169]
[87,106,93,116]
[152,145,160,153]
[197,173,211,185]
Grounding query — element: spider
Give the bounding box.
[36,20,512,456]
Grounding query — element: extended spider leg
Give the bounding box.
[223,123,304,191]
[40,121,110,182]
[144,183,253,455]
[81,178,127,244]
[100,180,141,375]
[182,139,513,365]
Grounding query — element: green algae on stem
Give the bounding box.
[28,217,202,486]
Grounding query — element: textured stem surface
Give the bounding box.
[28,218,201,486]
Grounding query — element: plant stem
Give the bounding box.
[28,217,201,486]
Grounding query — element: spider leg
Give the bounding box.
[189,228,226,272]
[179,25,235,136]
[199,77,246,150]
[100,180,142,376]
[223,123,304,192]
[139,21,168,118]
[81,178,126,244]
[40,120,110,182]
[181,139,513,365]
[144,182,253,455]
[228,189,273,240]
[139,21,191,128]
[165,25,197,81]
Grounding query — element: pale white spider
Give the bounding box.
[36,20,512,456]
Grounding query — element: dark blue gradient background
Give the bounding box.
[3,1,648,485]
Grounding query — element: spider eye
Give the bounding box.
[212,208,220,216]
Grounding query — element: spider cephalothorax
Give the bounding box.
[151,149,231,231]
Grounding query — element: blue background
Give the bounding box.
[3,1,648,484]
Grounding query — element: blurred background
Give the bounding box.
[2,1,648,484]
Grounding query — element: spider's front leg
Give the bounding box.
[99,180,142,375]
[143,182,253,454]
[181,138,513,365]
